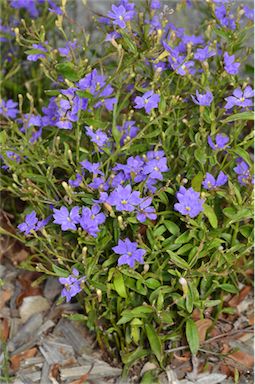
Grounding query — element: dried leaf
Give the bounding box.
[11,347,37,371]
[228,286,251,307]
[0,318,9,342]
[0,288,12,309]
[16,287,43,307]
[195,319,213,343]
[227,350,254,369]
[69,363,94,384]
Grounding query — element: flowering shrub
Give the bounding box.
[0,0,254,375]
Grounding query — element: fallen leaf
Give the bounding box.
[248,312,254,325]
[0,288,12,310]
[0,318,9,342]
[11,347,37,371]
[192,308,201,321]
[16,287,43,307]
[228,286,251,307]
[219,362,235,378]
[196,319,213,343]
[69,363,94,384]
[49,363,60,383]
[173,353,190,362]
[227,350,254,369]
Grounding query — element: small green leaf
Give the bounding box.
[218,283,239,293]
[145,323,162,363]
[167,251,189,269]
[113,271,127,298]
[164,221,180,235]
[55,62,80,81]
[191,172,204,192]
[175,231,193,244]
[186,319,199,355]
[203,204,218,228]
[52,265,69,277]
[221,111,254,123]
[145,278,161,289]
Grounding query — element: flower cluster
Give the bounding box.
[59,268,86,302]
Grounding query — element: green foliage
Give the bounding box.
[0,0,254,374]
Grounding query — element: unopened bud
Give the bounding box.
[143,263,149,273]
[117,215,125,230]
[82,247,87,257]
[96,289,102,303]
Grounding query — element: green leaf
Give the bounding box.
[164,221,180,235]
[145,323,162,363]
[191,172,204,192]
[113,271,127,298]
[55,62,80,81]
[194,148,206,165]
[121,347,149,365]
[76,90,93,99]
[203,204,218,228]
[175,230,193,244]
[145,278,161,289]
[217,283,239,293]
[186,319,199,356]
[52,265,69,277]
[167,251,189,269]
[221,112,254,123]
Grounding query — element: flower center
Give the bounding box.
[154,166,159,171]
[121,200,127,205]
[144,99,149,104]
[67,217,71,222]
[65,283,70,290]
[119,15,124,20]
[127,252,132,256]
[185,206,191,211]
[239,97,245,102]
[91,214,95,220]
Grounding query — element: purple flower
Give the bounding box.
[78,69,106,95]
[10,0,39,17]
[79,205,105,237]
[107,4,134,28]
[48,0,63,15]
[134,90,160,114]
[36,215,52,231]
[208,134,229,150]
[112,238,146,268]
[118,120,139,145]
[151,0,161,9]
[113,155,144,182]
[243,5,254,21]
[58,40,78,57]
[27,43,47,61]
[0,99,19,119]
[18,211,38,235]
[85,127,108,148]
[224,86,254,109]
[224,52,240,75]
[182,34,204,46]
[69,173,83,188]
[88,177,109,191]
[191,90,213,106]
[215,5,236,30]
[53,206,80,231]
[108,184,142,212]
[136,197,157,223]
[174,186,205,218]
[105,31,122,42]
[202,171,228,190]
[143,157,168,181]
[59,268,85,302]
[80,160,103,176]
[194,46,216,61]
[167,49,195,76]
[234,158,252,186]
[6,151,21,164]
